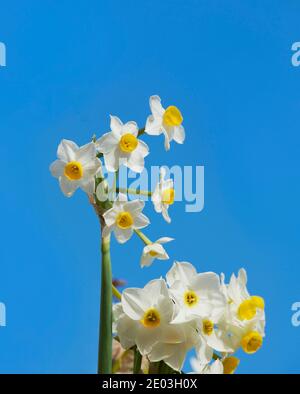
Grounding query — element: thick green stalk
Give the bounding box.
[116,187,152,197]
[133,347,142,374]
[98,233,112,374]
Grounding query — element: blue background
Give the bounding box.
[0,0,300,373]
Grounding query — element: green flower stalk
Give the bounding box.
[98,231,112,374]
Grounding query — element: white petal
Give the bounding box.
[75,142,96,165]
[103,148,120,172]
[144,243,165,257]
[136,140,149,158]
[82,158,102,179]
[59,177,78,197]
[192,272,221,293]
[144,278,169,301]
[149,95,164,117]
[147,343,174,361]
[209,360,224,374]
[80,178,95,195]
[126,151,145,173]
[102,225,113,239]
[116,313,139,349]
[110,115,123,136]
[163,129,171,151]
[161,205,171,223]
[173,125,185,144]
[140,254,154,268]
[121,121,139,137]
[156,237,174,244]
[123,199,144,215]
[164,343,187,371]
[114,226,133,243]
[96,132,119,154]
[50,160,65,178]
[145,114,163,136]
[195,341,213,365]
[136,327,160,355]
[166,261,197,287]
[57,139,78,162]
[133,212,150,229]
[103,208,117,227]
[122,288,150,320]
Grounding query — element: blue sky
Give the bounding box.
[1,0,300,373]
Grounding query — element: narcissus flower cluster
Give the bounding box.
[113,262,266,373]
[49,95,266,374]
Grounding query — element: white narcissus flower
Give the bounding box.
[140,237,174,268]
[114,279,192,371]
[190,358,224,375]
[166,262,226,324]
[152,168,175,223]
[145,95,185,151]
[221,269,265,323]
[96,116,149,173]
[102,193,149,243]
[192,315,234,364]
[218,316,266,355]
[50,139,101,197]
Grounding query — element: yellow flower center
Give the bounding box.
[184,290,198,307]
[64,161,83,180]
[238,296,265,321]
[222,357,240,374]
[141,308,161,328]
[163,106,183,127]
[149,250,159,257]
[116,211,134,229]
[241,331,263,354]
[161,188,175,205]
[119,133,138,153]
[202,320,214,336]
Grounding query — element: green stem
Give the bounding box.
[133,347,142,374]
[138,127,145,137]
[134,229,152,245]
[116,187,152,197]
[98,233,112,374]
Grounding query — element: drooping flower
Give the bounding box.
[145,95,185,151]
[96,116,149,173]
[152,168,175,223]
[50,139,101,197]
[113,279,192,370]
[166,262,226,324]
[140,237,174,268]
[102,193,149,243]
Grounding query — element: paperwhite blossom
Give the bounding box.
[145,95,185,151]
[50,139,101,197]
[102,193,149,243]
[167,262,226,324]
[140,237,173,268]
[152,168,175,223]
[113,279,194,371]
[96,116,149,173]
